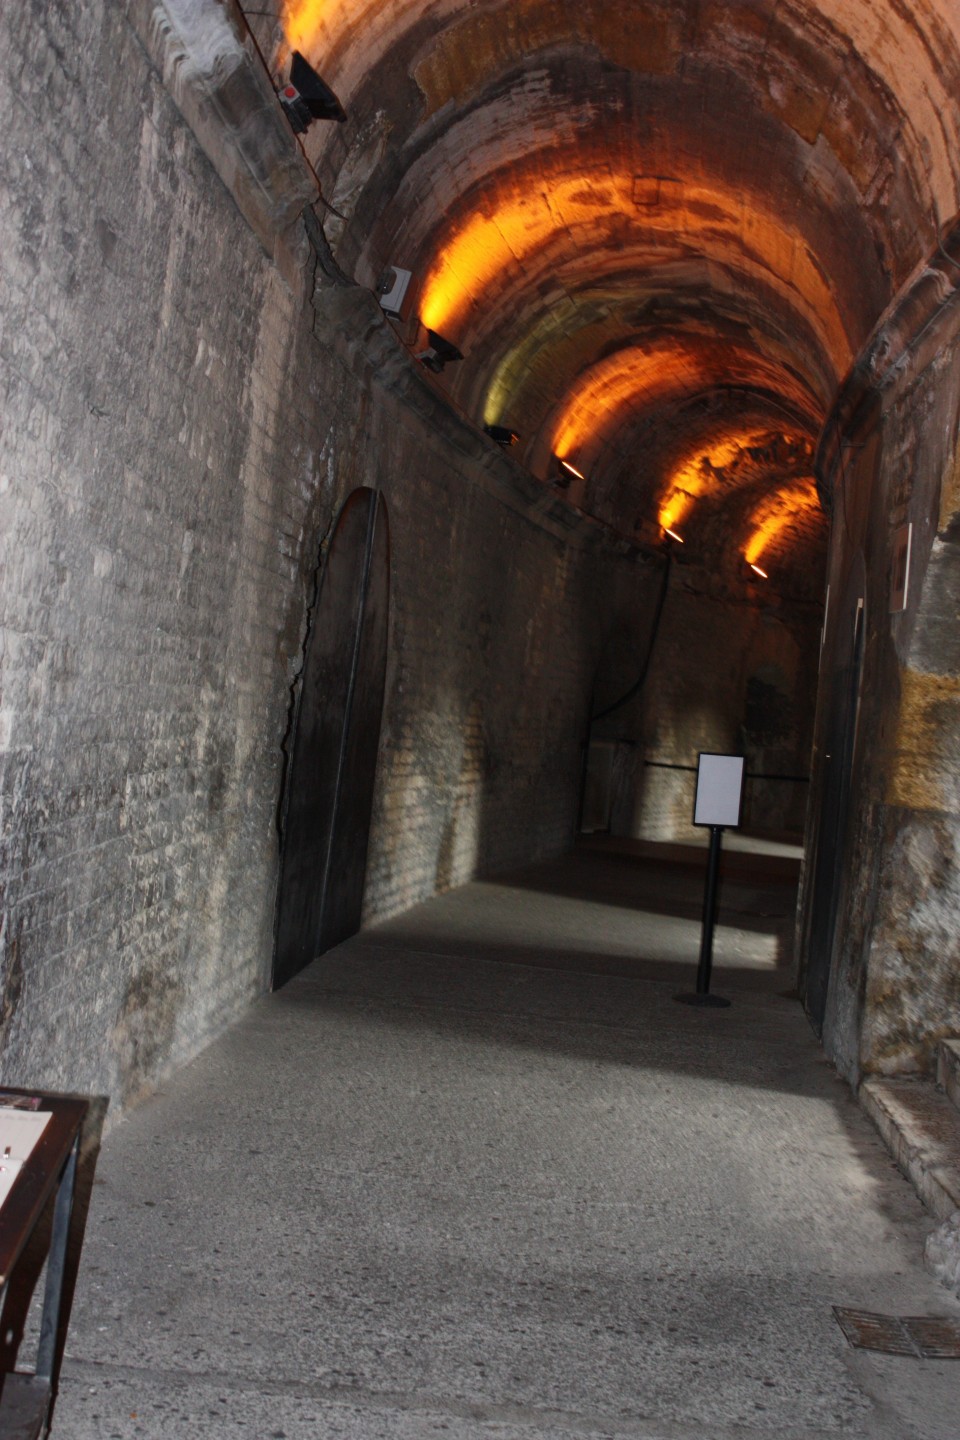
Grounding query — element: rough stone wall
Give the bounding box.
[0,0,327,1107]
[590,567,820,843]
[0,1,651,1114]
[856,345,960,1077]
[364,496,632,916]
[806,281,960,1081]
[307,290,657,921]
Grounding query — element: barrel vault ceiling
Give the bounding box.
[241,0,960,599]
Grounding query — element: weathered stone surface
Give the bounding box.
[0,0,651,1114]
[887,670,960,813]
[859,1076,960,1221]
[925,1210,960,1299]
[126,0,318,280]
[940,1039,960,1111]
[798,252,960,1082]
[859,811,960,1076]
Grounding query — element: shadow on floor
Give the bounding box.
[280,960,822,1099]
[356,836,801,991]
[283,836,817,1097]
[490,835,801,930]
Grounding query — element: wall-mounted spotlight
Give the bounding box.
[279,51,347,132]
[663,528,684,544]
[749,563,768,580]
[484,424,519,448]
[416,329,464,373]
[377,267,413,319]
[553,457,585,488]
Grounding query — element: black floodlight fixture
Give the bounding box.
[416,329,464,373]
[279,51,347,132]
[554,456,585,488]
[484,423,519,448]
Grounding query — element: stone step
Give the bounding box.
[938,1038,960,1113]
[859,1075,960,1222]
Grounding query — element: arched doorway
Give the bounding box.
[273,488,390,989]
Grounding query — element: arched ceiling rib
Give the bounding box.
[544,340,815,473]
[474,268,828,439]
[281,0,960,219]
[252,0,960,591]
[404,158,857,376]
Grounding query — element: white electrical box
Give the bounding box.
[378,267,413,318]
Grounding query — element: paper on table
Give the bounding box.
[0,1110,52,1212]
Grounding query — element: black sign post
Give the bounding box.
[675,753,745,1009]
[676,822,730,1006]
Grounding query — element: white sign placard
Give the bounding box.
[694,753,745,827]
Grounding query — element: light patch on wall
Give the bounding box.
[887,668,960,813]
[483,365,514,429]
[743,478,820,569]
[420,181,612,338]
[551,345,692,461]
[658,436,753,533]
[283,0,341,51]
[482,303,593,428]
[282,0,385,61]
[435,698,485,894]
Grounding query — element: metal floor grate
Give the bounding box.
[833,1307,960,1359]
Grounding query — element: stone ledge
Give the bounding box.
[124,0,318,292]
[860,1074,960,1221]
[313,284,659,563]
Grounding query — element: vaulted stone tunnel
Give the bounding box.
[2,0,960,1122]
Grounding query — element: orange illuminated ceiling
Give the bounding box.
[415,165,851,376]
[247,0,960,592]
[281,0,350,55]
[547,341,817,468]
[659,435,761,537]
[744,480,822,571]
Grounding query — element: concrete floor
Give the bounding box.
[51,839,960,1439]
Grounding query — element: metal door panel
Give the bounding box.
[273,488,389,989]
[319,494,390,953]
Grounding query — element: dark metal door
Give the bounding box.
[273,488,389,989]
[804,598,864,1033]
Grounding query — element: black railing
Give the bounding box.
[642,759,809,784]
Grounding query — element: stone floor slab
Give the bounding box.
[42,840,960,1440]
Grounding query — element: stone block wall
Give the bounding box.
[804,238,960,1081]
[0,0,326,1107]
[0,1,652,1113]
[588,565,820,843]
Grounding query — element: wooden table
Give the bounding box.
[0,1090,87,1439]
